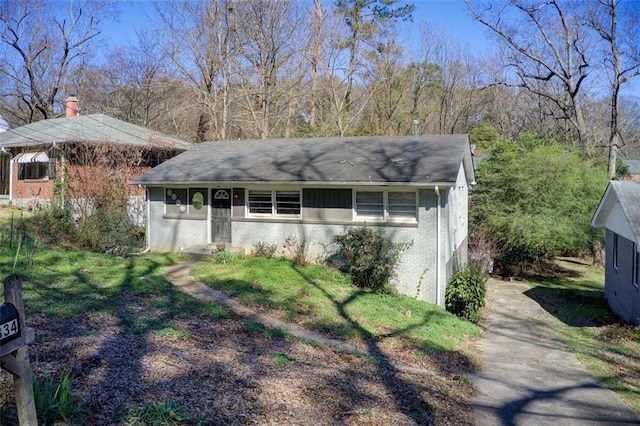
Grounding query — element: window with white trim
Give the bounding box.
[355,190,417,222]
[276,190,301,215]
[248,189,301,217]
[355,191,384,219]
[388,192,417,219]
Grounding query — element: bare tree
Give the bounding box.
[153,0,237,142]
[309,0,325,128]
[233,0,306,139]
[465,0,593,150]
[586,0,640,177]
[0,0,114,124]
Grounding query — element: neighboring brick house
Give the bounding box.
[592,181,640,324]
[131,135,475,306]
[0,98,192,208]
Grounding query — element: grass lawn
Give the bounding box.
[193,256,481,364]
[0,209,482,425]
[525,258,640,412]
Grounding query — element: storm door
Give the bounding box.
[211,189,231,243]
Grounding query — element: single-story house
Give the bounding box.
[591,181,640,324]
[131,135,475,306]
[0,97,192,209]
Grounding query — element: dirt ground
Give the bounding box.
[1,298,477,425]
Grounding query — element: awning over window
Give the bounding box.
[14,152,49,163]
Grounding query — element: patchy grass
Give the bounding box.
[120,400,207,425]
[193,256,481,362]
[525,258,640,412]
[3,248,214,323]
[0,205,481,424]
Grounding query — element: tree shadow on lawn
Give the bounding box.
[288,265,477,424]
[1,253,205,423]
[524,285,616,328]
[522,261,616,329]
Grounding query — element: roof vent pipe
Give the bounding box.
[65,96,79,118]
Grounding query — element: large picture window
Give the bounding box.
[355,190,417,222]
[248,189,301,217]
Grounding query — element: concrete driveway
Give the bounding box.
[471,278,640,425]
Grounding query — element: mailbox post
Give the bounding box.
[1,275,37,425]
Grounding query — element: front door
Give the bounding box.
[211,189,231,243]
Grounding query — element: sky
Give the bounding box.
[102,0,638,98]
[104,0,492,52]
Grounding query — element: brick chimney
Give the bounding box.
[65,96,79,117]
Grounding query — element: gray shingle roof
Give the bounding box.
[0,114,192,150]
[131,135,474,186]
[610,181,640,240]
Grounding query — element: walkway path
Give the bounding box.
[471,278,640,425]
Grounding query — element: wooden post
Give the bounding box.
[1,275,38,425]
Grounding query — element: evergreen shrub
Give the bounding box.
[445,265,487,323]
[332,225,410,292]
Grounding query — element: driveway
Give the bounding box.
[471,278,640,425]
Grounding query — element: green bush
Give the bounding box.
[29,205,76,241]
[445,266,487,323]
[77,201,143,254]
[471,134,609,273]
[332,225,410,292]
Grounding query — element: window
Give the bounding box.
[613,233,619,270]
[189,188,208,217]
[355,191,384,219]
[15,152,53,180]
[634,244,639,289]
[165,188,208,217]
[276,190,301,216]
[388,192,417,219]
[18,162,49,180]
[248,189,301,217]
[355,190,417,222]
[248,190,272,215]
[166,188,188,215]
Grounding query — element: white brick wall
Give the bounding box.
[145,185,470,306]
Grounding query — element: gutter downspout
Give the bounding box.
[435,186,441,306]
[1,147,12,203]
[134,188,151,255]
